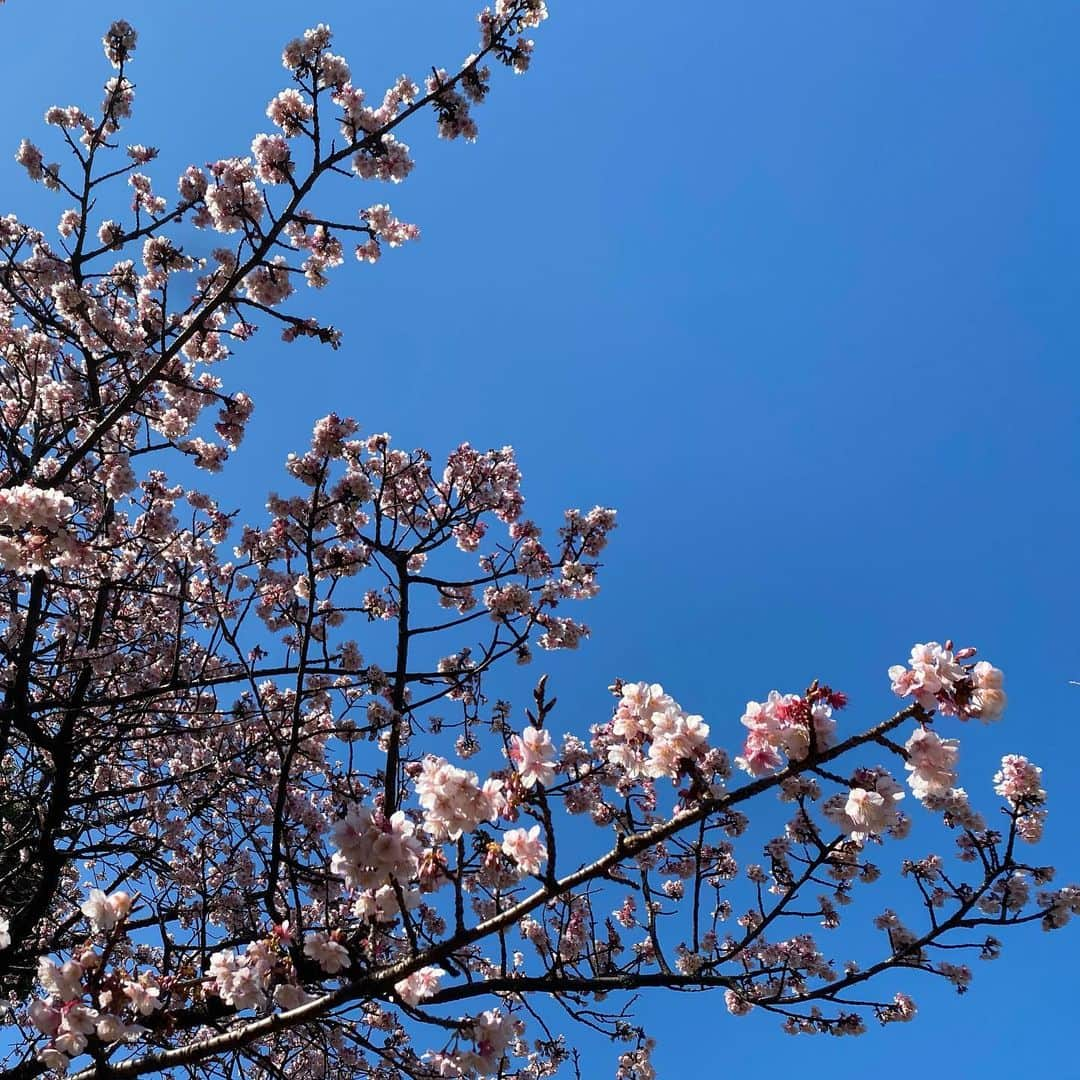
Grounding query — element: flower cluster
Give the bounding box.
[414,756,506,841]
[30,917,162,1073]
[436,1008,524,1076]
[994,754,1047,843]
[889,642,1006,721]
[501,824,547,876]
[394,965,445,1006]
[303,933,351,974]
[735,686,844,776]
[79,889,133,933]
[330,806,422,889]
[835,772,906,842]
[0,483,84,573]
[208,944,276,1009]
[595,682,714,783]
[993,755,1045,805]
[904,727,959,799]
[355,204,421,263]
[203,157,261,233]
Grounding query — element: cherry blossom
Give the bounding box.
[37,959,84,1003]
[888,641,1005,721]
[415,756,505,840]
[994,754,1045,804]
[208,948,271,1010]
[735,687,841,776]
[330,805,423,889]
[303,933,351,974]
[501,824,547,876]
[970,660,1008,721]
[394,965,445,1005]
[904,727,960,799]
[78,889,133,933]
[842,774,905,842]
[508,726,556,788]
[0,6,1074,1078]
[122,978,161,1016]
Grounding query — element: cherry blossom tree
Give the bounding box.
[0,6,1076,1079]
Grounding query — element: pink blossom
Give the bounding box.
[509,726,556,788]
[29,999,61,1036]
[904,727,959,799]
[122,976,161,1015]
[993,755,1045,805]
[882,992,917,1023]
[97,219,124,248]
[129,171,165,215]
[0,483,73,531]
[330,805,423,887]
[266,89,313,135]
[888,642,1005,721]
[244,257,294,306]
[415,756,505,840]
[644,707,710,781]
[361,204,420,249]
[79,888,133,932]
[842,774,905,842]
[351,135,414,182]
[38,1049,69,1073]
[502,824,547,876]
[126,144,157,164]
[459,1008,521,1073]
[37,959,84,1002]
[16,138,45,181]
[394,965,445,1005]
[251,133,293,184]
[352,883,421,924]
[735,690,836,775]
[598,681,719,783]
[888,641,964,710]
[1040,886,1080,931]
[1016,809,1047,844]
[273,983,316,1009]
[53,1002,99,1057]
[177,164,208,202]
[725,989,753,1016]
[207,948,270,1010]
[970,661,1007,722]
[204,158,261,233]
[536,613,589,650]
[303,932,351,974]
[319,52,351,89]
[95,1014,146,1043]
[920,786,986,831]
[57,209,80,238]
[483,582,532,618]
[103,19,137,67]
[281,23,333,70]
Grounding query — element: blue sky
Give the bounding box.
[3,1,1079,1075]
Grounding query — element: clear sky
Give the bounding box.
[3,1,1079,1076]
